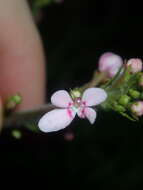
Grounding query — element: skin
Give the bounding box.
[0,0,46,111]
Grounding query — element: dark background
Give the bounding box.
[1,0,143,189]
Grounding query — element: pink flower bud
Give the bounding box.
[98,52,123,78]
[126,58,142,73]
[131,101,143,116]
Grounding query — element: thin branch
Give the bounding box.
[3,104,55,129]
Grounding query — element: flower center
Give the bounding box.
[67,98,86,114]
[74,97,82,108]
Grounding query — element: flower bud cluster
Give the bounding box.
[113,87,143,117]
[98,52,143,119]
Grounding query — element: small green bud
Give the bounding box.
[118,95,131,106]
[129,89,140,99]
[70,89,81,99]
[6,94,22,110]
[113,104,126,112]
[11,130,22,139]
[10,94,22,104]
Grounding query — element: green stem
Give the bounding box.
[102,66,125,90]
[3,104,55,130]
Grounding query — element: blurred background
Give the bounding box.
[1,0,143,189]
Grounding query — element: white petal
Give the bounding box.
[38,109,76,132]
[77,107,86,119]
[84,107,97,124]
[77,107,96,124]
[51,90,73,108]
[82,88,107,106]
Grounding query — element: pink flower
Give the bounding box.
[38,88,107,132]
[98,52,123,78]
[126,58,142,73]
[131,101,143,116]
